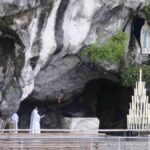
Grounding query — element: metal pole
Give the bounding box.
[148,135,150,150]
[118,138,121,150]
[20,139,23,150]
[90,138,93,150]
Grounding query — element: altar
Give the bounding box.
[64,117,100,131]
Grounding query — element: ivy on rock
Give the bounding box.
[144,4,150,20]
[80,31,128,64]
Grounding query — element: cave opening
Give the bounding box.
[18,78,133,129]
[82,78,133,129]
[0,37,15,54]
[133,17,145,47]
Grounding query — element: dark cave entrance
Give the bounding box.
[133,17,145,47]
[18,78,133,129]
[82,78,133,129]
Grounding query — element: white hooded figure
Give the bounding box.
[11,113,19,133]
[140,20,150,53]
[30,107,45,134]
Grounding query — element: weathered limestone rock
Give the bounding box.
[0,0,148,116]
[31,61,119,100]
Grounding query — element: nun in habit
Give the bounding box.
[140,20,150,53]
[11,113,19,133]
[29,107,45,134]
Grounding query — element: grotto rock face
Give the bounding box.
[0,30,24,116]
[0,0,147,116]
[31,61,119,100]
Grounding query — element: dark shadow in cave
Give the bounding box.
[133,17,144,48]
[82,78,133,129]
[18,95,91,129]
[18,99,52,128]
[18,78,133,130]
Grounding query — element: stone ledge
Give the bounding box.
[64,117,100,130]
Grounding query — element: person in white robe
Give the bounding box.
[11,113,19,133]
[29,107,45,134]
[140,20,150,53]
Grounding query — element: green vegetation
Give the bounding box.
[121,65,150,87]
[144,4,150,20]
[0,16,14,28]
[81,31,128,64]
[0,9,33,29]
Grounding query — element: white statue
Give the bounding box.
[11,113,19,133]
[29,107,45,134]
[140,20,150,53]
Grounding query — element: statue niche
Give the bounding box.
[140,20,150,54]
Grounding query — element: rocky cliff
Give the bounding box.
[0,0,148,117]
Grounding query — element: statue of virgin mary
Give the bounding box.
[140,20,150,53]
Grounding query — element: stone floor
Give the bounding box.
[0,139,149,150]
[0,131,149,150]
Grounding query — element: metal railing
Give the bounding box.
[0,129,149,150]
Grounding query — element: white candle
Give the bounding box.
[127,115,129,129]
[140,68,142,82]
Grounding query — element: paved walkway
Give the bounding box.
[0,129,149,150]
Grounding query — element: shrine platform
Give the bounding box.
[0,129,149,150]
